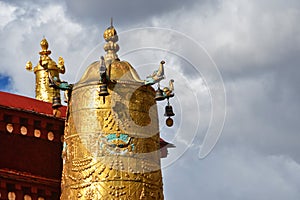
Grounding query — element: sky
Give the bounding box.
[1,0,300,199]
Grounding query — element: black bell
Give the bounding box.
[99,83,109,96]
[164,105,175,117]
[52,96,62,108]
[155,88,165,101]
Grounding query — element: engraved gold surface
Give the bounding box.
[26,38,65,103]
[61,60,164,199]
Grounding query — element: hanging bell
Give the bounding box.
[52,96,62,108]
[99,83,109,96]
[164,105,175,117]
[155,88,165,101]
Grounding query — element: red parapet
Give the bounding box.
[0,92,65,199]
[0,91,67,118]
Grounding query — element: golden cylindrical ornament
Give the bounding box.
[61,61,164,199]
[34,65,61,102]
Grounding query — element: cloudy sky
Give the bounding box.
[1,0,300,199]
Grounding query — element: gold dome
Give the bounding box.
[77,60,143,86]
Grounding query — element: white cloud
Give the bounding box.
[150,0,300,74]
[0,2,100,97]
[0,2,17,29]
[148,1,300,199]
[163,146,300,200]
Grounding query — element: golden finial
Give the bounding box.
[39,37,51,56]
[103,18,119,65]
[40,38,48,50]
[103,18,117,42]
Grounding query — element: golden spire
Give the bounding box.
[103,18,119,66]
[39,37,51,56]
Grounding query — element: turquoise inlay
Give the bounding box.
[106,133,117,142]
[106,133,130,143]
[119,134,128,142]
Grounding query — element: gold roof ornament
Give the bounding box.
[103,18,118,41]
[39,38,51,56]
[60,21,176,199]
[25,37,66,115]
[103,18,120,67]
